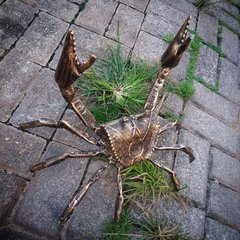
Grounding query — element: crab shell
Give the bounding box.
[96,111,160,168]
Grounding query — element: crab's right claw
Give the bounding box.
[161,15,192,69]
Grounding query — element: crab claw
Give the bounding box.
[161,15,192,69]
[55,30,96,89]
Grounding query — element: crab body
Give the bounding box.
[19,16,195,239]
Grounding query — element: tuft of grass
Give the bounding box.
[195,0,214,10]
[164,33,175,44]
[134,217,192,240]
[163,111,184,122]
[76,42,158,123]
[121,161,175,203]
[102,209,133,240]
[195,77,219,93]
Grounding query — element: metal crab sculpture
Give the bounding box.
[20,16,194,237]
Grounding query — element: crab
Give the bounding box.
[20,16,194,237]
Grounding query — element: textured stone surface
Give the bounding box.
[75,0,117,35]
[13,12,68,65]
[0,47,5,56]
[160,93,184,115]
[106,4,144,48]
[196,44,219,85]
[10,68,67,139]
[210,147,240,192]
[183,103,239,157]
[120,0,149,12]
[66,160,118,239]
[219,58,240,105]
[53,109,98,151]
[193,81,239,128]
[0,53,41,122]
[0,0,36,49]
[205,218,240,240]
[20,0,79,22]
[175,130,210,207]
[221,26,239,65]
[13,141,88,238]
[147,0,193,26]
[142,13,181,39]
[0,227,40,240]
[132,31,166,64]
[0,171,26,224]
[0,123,46,177]
[207,181,240,231]
[197,12,218,45]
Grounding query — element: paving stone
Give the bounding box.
[13,141,88,238]
[0,171,26,224]
[13,12,68,66]
[216,0,239,15]
[132,31,166,64]
[210,147,240,192]
[175,130,210,207]
[120,0,149,12]
[147,0,194,26]
[67,25,131,61]
[159,0,198,18]
[142,13,182,39]
[66,160,118,239]
[132,198,205,240]
[197,12,218,46]
[0,47,5,56]
[54,109,98,151]
[196,44,219,85]
[205,217,240,240]
[0,0,37,49]
[193,81,239,128]
[0,123,46,177]
[219,58,240,105]
[0,227,40,240]
[106,4,144,48]
[20,0,79,22]
[183,103,239,157]
[0,53,41,122]
[75,0,117,35]
[170,52,190,83]
[221,26,239,65]
[207,180,240,231]
[160,93,184,116]
[10,68,67,139]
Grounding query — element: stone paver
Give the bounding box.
[210,147,240,192]
[13,141,88,238]
[160,93,184,115]
[175,130,210,207]
[0,47,5,56]
[0,227,39,240]
[10,68,67,139]
[196,44,219,85]
[13,12,68,65]
[219,58,240,105]
[120,0,149,12]
[221,26,239,65]
[75,0,117,35]
[132,31,166,64]
[0,171,26,224]
[205,218,240,240]
[197,12,218,45]
[0,123,46,177]
[183,103,239,157]
[0,53,41,122]
[106,4,144,48]
[193,81,239,128]
[207,181,240,231]
[20,0,79,22]
[0,0,37,49]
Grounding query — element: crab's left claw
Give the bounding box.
[161,15,192,69]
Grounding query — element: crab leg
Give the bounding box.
[20,118,98,145]
[154,144,195,162]
[30,150,105,172]
[115,166,124,221]
[159,121,180,134]
[151,159,180,191]
[59,164,108,239]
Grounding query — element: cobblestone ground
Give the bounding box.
[0,0,240,239]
